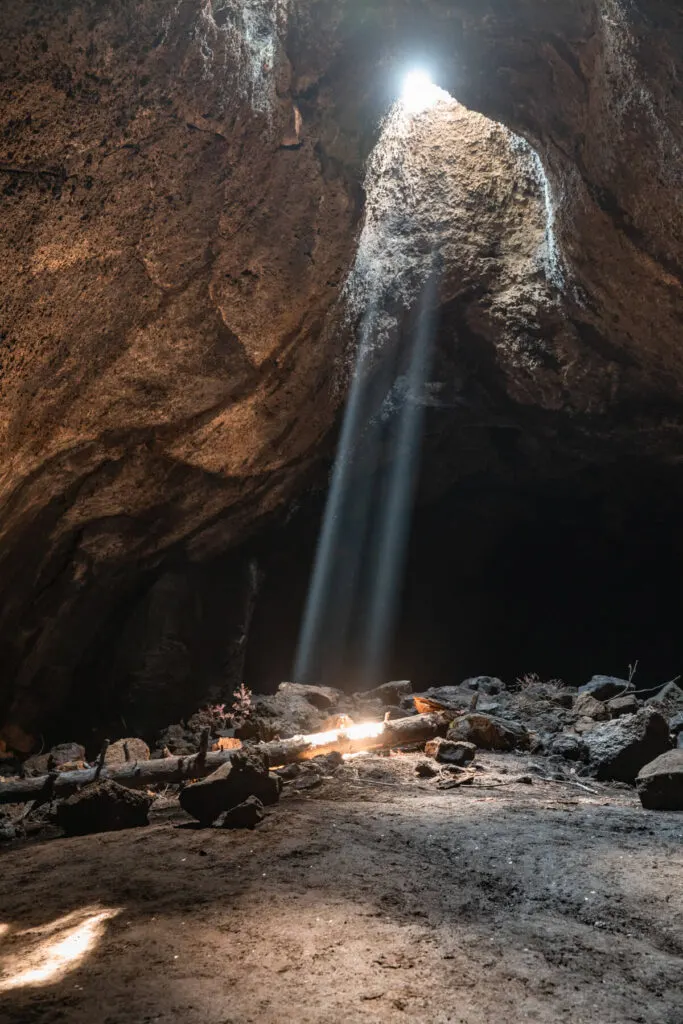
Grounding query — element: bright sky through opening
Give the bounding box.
[400,70,443,113]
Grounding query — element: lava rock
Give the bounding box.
[56,780,152,835]
[277,681,342,709]
[574,717,600,735]
[384,704,414,720]
[579,676,632,702]
[548,733,589,762]
[447,714,529,752]
[179,749,281,825]
[574,693,609,720]
[415,760,438,778]
[670,712,683,738]
[584,708,671,782]
[0,810,20,842]
[645,680,683,714]
[608,694,639,718]
[404,686,474,713]
[236,691,330,740]
[214,795,265,829]
[104,737,151,765]
[425,737,476,765]
[461,676,505,695]
[354,680,412,705]
[636,749,683,810]
[309,751,344,772]
[24,741,87,777]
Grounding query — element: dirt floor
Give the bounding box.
[0,751,681,1024]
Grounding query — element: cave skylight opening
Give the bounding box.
[400,69,448,114]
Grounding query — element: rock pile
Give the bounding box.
[2,672,682,842]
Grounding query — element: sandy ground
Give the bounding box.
[0,752,681,1024]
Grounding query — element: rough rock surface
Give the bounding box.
[354,681,412,706]
[104,738,151,765]
[579,677,632,702]
[585,708,671,783]
[1,1,683,739]
[55,779,152,835]
[548,733,589,762]
[608,694,640,718]
[448,714,529,752]
[462,677,505,696]
[645,681,683,716]
[425,737,476,766]
[179,749,281,825]
[214,795,265,830]
[277,682,342,710]
[24,742,87,776]
[574,692,609,720]
[636,749,683,811]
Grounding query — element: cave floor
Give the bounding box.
[0,753,681,1024]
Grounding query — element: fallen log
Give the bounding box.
[0,712,448,804]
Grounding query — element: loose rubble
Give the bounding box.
[3,669,683,843]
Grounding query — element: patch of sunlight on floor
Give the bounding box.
[0,906,120,992]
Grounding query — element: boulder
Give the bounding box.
[584,708,671,782]
[405,686,474,713]
[23,742,87,776]
[179,749,281,825]
[236,691,328,741]
[608,694,639,718]
[354,680,412,705]
[104,737,151,765]
[579,676,632,702]
[574,692,609,720]
[214,795,265,829]
[645,680,683,715]
[56,780,152,835]
[669,712,683,739]
[548,733,589,762]
[461,676,505,695]
[415,760,439,778]
[277,682,342,710]
[636,750,683,810]
[447,714,529,752]
[425,738,476,765]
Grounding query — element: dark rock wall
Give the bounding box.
[1,0,682,743]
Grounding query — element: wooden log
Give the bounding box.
[0,713,448,804]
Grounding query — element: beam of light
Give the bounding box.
[294,295,401,684]
[295,79,449,690]
[400,70,446,114]
[362,269,437,681]
[0,907,120,992]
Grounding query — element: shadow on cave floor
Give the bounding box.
[1,755,681,1024]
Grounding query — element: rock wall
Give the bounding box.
[1,0,682,743]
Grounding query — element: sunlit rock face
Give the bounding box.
[1,0,682,743]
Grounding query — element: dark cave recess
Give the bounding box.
[244,464,683,697]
